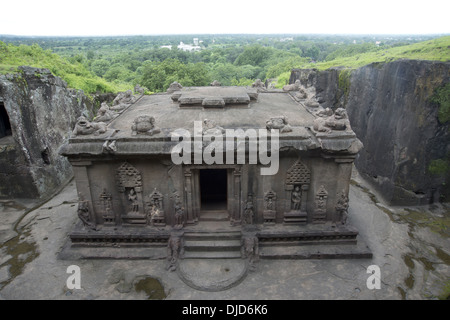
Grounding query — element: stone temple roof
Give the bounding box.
[60,86,363,157]
[109,87,315,133]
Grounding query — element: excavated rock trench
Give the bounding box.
[0,176,448,299]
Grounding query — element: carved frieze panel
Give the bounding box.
[285,159,310,188]
[116,162,142,193]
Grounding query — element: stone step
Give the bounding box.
[283,211,307,224]
[184,231,241,241]
[259,241,373,260]
[184,239,241,252]
[199,210,229,221]
[183,251,242,259]
[182,230,242,259]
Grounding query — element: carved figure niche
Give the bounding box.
[263,190,277,224]
[313,185,328,223]
[146,188,166,226]
[116,162,146,225]
[284,159,310,224]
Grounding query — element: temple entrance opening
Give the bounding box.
[0,102,12,139]
[199,169,228,220]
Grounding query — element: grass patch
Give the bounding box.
[430,83,450,124]
[0,41,129,94]
[280,36,450,72]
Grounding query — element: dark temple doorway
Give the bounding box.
[0,103,12,139]
[200,169,228,216]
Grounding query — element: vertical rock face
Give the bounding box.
[290,60,450,205]
[0,66,93,199]
[290,68,342,110]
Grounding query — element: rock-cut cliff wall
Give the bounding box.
[290,59,450,205]
[0,66,94,199]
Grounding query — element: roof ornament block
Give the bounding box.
[170,86,258,108]
[131,115,161,136]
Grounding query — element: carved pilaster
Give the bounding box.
[230,167,242,226]
[99,189,115,226]
[72,161,96,226]
[313,185,328,224]
[183,168,196,225]
[263,190,277,224]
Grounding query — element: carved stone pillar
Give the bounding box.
[72,161,96,226]
[230,167,242,226]
[183,168,196,225]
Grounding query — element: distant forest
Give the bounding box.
[0,33,446,93]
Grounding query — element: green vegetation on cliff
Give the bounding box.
[0,41,131,93]
[274,36,450,87]
[431,82,450,124]
[297,36,450,71]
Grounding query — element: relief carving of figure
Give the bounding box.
[110,90,137,111]
[243,195,254,225]
[282,79,301,92]
[167,81,183,93]
[266,197,274,211]
[128,188,139,213]
[150,203,160,220]
[77,196,96,230]
[166,235,183,272]
[266,116,292,133]
[313,108,353,133]
[134,84,145,95]
[291,186,302,211]
[174,203,185,230]
[72,116,107,137]
[335,190,349,225]
[131,115,161,136]
[315,107,334,118]
[94,102,118,123]
[202,119,225,135]
[252,79,266,91]
[242,234,259,271]
[317,195,326,211]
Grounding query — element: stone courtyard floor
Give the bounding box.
[0,169,449,300]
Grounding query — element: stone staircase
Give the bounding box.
[182,230,242,259]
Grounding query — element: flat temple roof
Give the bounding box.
[108,89,316,135]
[61,86,363,157]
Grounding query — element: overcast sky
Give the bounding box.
[1,0,449,36]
